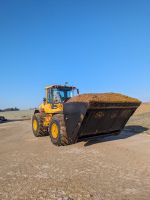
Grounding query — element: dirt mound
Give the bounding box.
[67,93,141,104]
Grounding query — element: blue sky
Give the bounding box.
[0,0,150,109]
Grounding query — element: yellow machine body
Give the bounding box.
[40,102,63,114]
[38,85,77,127]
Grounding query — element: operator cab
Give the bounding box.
[45,85,79,103]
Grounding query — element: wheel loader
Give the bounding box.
[32,84,141,146]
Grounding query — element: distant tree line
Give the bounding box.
[0,107,20,112]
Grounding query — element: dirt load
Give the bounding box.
[67,93,141,104]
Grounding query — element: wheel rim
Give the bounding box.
[33,119,38,131]
[51,123,59,139]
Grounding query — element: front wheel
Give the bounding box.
[49,114,70,146]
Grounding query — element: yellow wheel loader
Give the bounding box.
[32,85,141,146]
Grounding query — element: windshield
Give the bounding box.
[47,88,77,103]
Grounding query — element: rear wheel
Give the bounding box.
[49,114,71,146]
[32,113,48,137]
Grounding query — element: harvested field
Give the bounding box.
[0,103,150,200]
[0,109,33,120]
[134,102,150,115]
[67,93,141,104]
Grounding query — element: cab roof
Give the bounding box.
[45,84,76,90]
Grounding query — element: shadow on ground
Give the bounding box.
[82,125,149,146]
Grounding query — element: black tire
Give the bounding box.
[49,114,71,146]
[32,113,48,137]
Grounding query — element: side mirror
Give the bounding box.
[43,97,46,103]
[77,89,80,95]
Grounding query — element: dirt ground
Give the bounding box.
[0,104,150,200]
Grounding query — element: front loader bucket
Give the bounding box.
[64,93,141,143]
